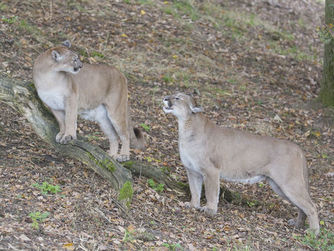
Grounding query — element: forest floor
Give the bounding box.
[0,0,333,250]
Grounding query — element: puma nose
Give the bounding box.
[163,96,172,108]
[163,96,170,102]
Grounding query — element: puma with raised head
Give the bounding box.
[163,92,319,235]
[33,41,144,162]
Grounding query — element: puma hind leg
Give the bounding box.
[268,163,320,235]
[268,178,307,228]
[95,112,119,158]
[104,104,130,162]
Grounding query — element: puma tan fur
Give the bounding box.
[33,41,144,162]
[163,93,319,235]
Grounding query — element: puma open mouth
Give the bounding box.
[163,98,173,113]
[163,105,173,113]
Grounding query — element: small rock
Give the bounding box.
[19,234,31,242]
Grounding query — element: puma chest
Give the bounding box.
[179,141,202,173]
[37,88,67,110]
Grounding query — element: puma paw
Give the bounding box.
[288,218,304,228]
[184,202,200,209]
[115,154,130,162]
[184,202,192,208]
[58,134,76,144]
[200,206,217,216]
[288,219,296,226]
[55,132,64,143]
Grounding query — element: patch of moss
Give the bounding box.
[27,82,35,88]
[87,153,115,172]
[122,160,135,169]
[118,181,133,208]
[78,48,89,57]
[91,51,105,58]
[27,82,37,94]
[101,158,116,172]
[177,181,188,189]
[161,166,170,174]
[320,88,334,107]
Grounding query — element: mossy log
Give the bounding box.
[0,76,186,193]
[123,161,186,192]
[0,76,133,191]
[0,76,242,204]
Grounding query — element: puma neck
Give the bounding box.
[34,69,68,90]
[177,113,203,140]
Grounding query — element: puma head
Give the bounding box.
[50,46,82,74]
[163,93,203,118]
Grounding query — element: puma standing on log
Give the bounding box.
[33,41,144,162]
[163,93,320,235]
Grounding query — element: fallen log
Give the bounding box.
[0,76,133,191]
[0,76,187,193]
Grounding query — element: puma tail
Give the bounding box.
[130,127,145,150]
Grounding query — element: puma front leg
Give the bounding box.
[201,165,220,216]
[59,94,78,144]
[185,169,203,209]
[50,109,66,143]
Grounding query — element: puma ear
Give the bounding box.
[62,40,71,48]
[190,105,203,113]
[51,50,62,62]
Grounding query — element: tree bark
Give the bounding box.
[320,0,334,106]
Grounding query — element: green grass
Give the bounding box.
[294,228,334,251]
[269,42,317,62]
[162,242,183,251]
[29,211,50,230]
[163,0,199,21]
[118,181,134,208]
[136,0,154,5]
[161,0,314,64]
[91,51,105,58]
[1,15,18,24]
[212,88,231,96]
[147,178,165,193]
[227,78,238,84]
[122,229,135,243]
[1,16,43,40]
[140,123,151,132]
[162,73,174,83]
[0,3,8,11]
[33,181,61,195]
[174,71,191,84]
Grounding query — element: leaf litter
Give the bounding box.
[0,0,333,250]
